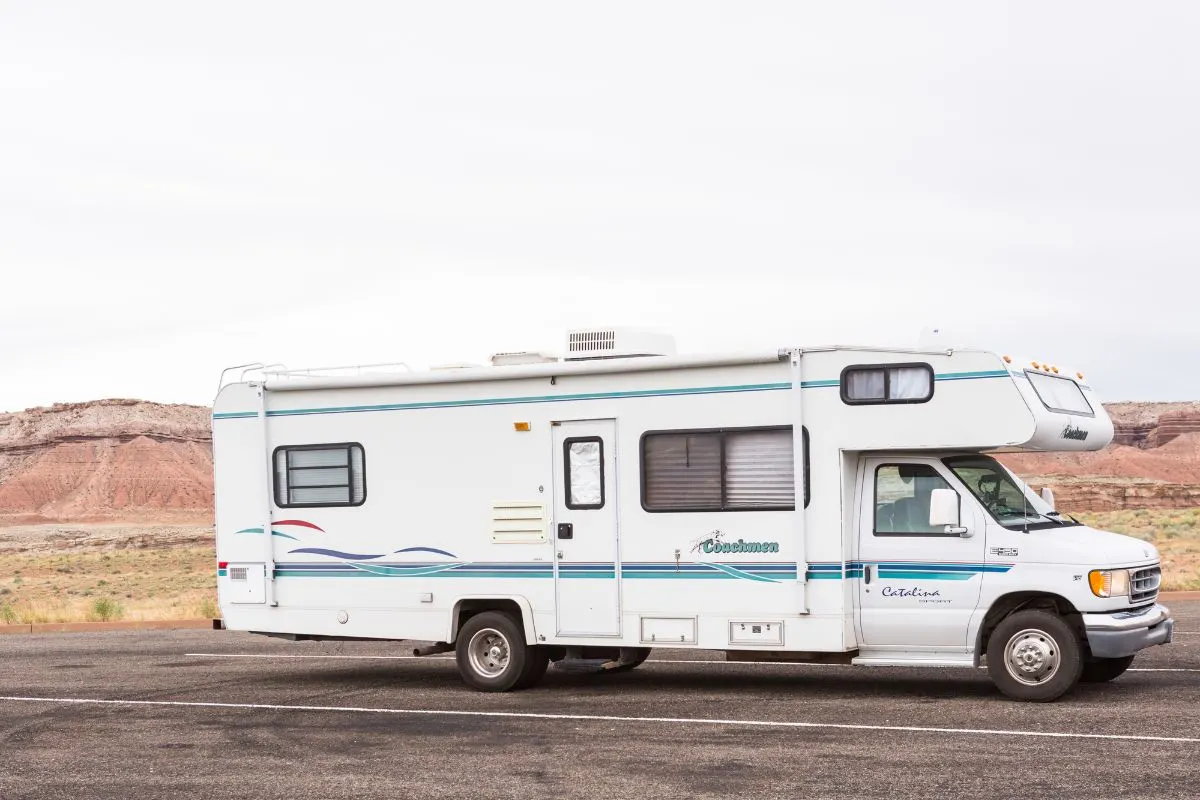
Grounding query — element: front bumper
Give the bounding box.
[1083,603,1174,659]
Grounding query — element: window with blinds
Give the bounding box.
[641,427,808,512]
[274,443,366,508]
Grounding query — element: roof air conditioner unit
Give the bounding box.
[564,328,676,361]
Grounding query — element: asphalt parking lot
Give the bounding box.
[2,602,1199,800]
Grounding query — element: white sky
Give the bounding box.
[1,2,1198,412]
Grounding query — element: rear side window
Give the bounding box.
[841,363,933,405]
[1026,371,1094,416]
[274,443,366,507]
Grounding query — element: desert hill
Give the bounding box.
[0,398,1197,525]
[0,399,212,525]
[1000,402,1200,511]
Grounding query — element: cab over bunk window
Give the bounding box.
[874,464,957,536]
[640,426,809,512]
[841,363,933,405]
[274,443,366,508]
[1026,371,1094,416]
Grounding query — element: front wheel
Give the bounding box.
[455,611,529,692]
[986,609,1083,702]
[1080,655,1135,683]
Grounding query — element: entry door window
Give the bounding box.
[874,464,957,535]
[564,437,604,509]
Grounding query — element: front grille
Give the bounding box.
[1129,565,1161,604]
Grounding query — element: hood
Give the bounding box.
[1013,525,1159,567]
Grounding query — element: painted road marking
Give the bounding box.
[2,695,1197,744]
[185,653,453,660]
[184,653,1200,673]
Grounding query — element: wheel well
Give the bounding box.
[975,592,1085,658]
[451,599,526,643]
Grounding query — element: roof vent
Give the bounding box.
[564,327,676,361]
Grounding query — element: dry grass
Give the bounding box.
[0,546,215,624]
[1074,508,1200,590]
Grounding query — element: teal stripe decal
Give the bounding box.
[214,369,1009,419]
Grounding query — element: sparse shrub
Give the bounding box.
[196,598,219,619]
[88,598,124,622]
[0,605,17,624]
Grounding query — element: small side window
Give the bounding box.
[565,437,604,510]
[874,464,958,536]
[274,443,366,508]
[842,363,934,405]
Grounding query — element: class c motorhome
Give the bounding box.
[213,328,1173,701]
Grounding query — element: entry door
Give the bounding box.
[856,457,986,649]
[553,419,620,636]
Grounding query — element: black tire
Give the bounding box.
[986,609,1083,702]
[606,648,652,673]
[454,611,529,692]
[1080,655,1135,683]
[515,646,550,689]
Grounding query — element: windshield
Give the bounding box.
[943,455,1079,531]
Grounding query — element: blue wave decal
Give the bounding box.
[349,562,463,577]
[707,563,779,583]
[394,546,457,558]
[287,547,386,560]
[235,527,299,541]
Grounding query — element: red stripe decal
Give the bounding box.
[273,519,325,532]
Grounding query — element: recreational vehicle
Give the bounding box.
[212,329,1173,701]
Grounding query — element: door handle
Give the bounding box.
[864,564,872,584]
[946,526,971,537]
[557,522,574,540]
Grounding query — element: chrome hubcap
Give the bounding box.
[468,628,510,677]
[1004,628,1061,686]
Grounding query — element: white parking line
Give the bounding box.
[185,653,453,661]
[2,695,1197,744]
[184,653,1200,673]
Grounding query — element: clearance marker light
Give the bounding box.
[1077,372,1085,380]
[1032,361,1040,369]
[1052,366,1060,374]
[513,422,531,432]
[1003,355,1012,364]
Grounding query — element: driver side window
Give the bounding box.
[874,464,957,536]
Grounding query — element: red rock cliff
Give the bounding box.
[0,399,212,525]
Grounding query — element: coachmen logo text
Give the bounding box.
[691,530,780,554]
[1060,422,1089,441]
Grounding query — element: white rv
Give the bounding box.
[213,329,1173,701]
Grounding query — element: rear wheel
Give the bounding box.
[1080,655,1135,683]
[986,609,1083,702]
[455,611,529,692]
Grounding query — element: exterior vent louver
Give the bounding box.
[563,327,676,361]
[568,330,616,354]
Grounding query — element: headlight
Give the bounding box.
[1088,569,1131,598]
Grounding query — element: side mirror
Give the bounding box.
[1040,487,1056,511]
[928,489,961,528]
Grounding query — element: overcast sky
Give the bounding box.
[1,2,1197,413]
